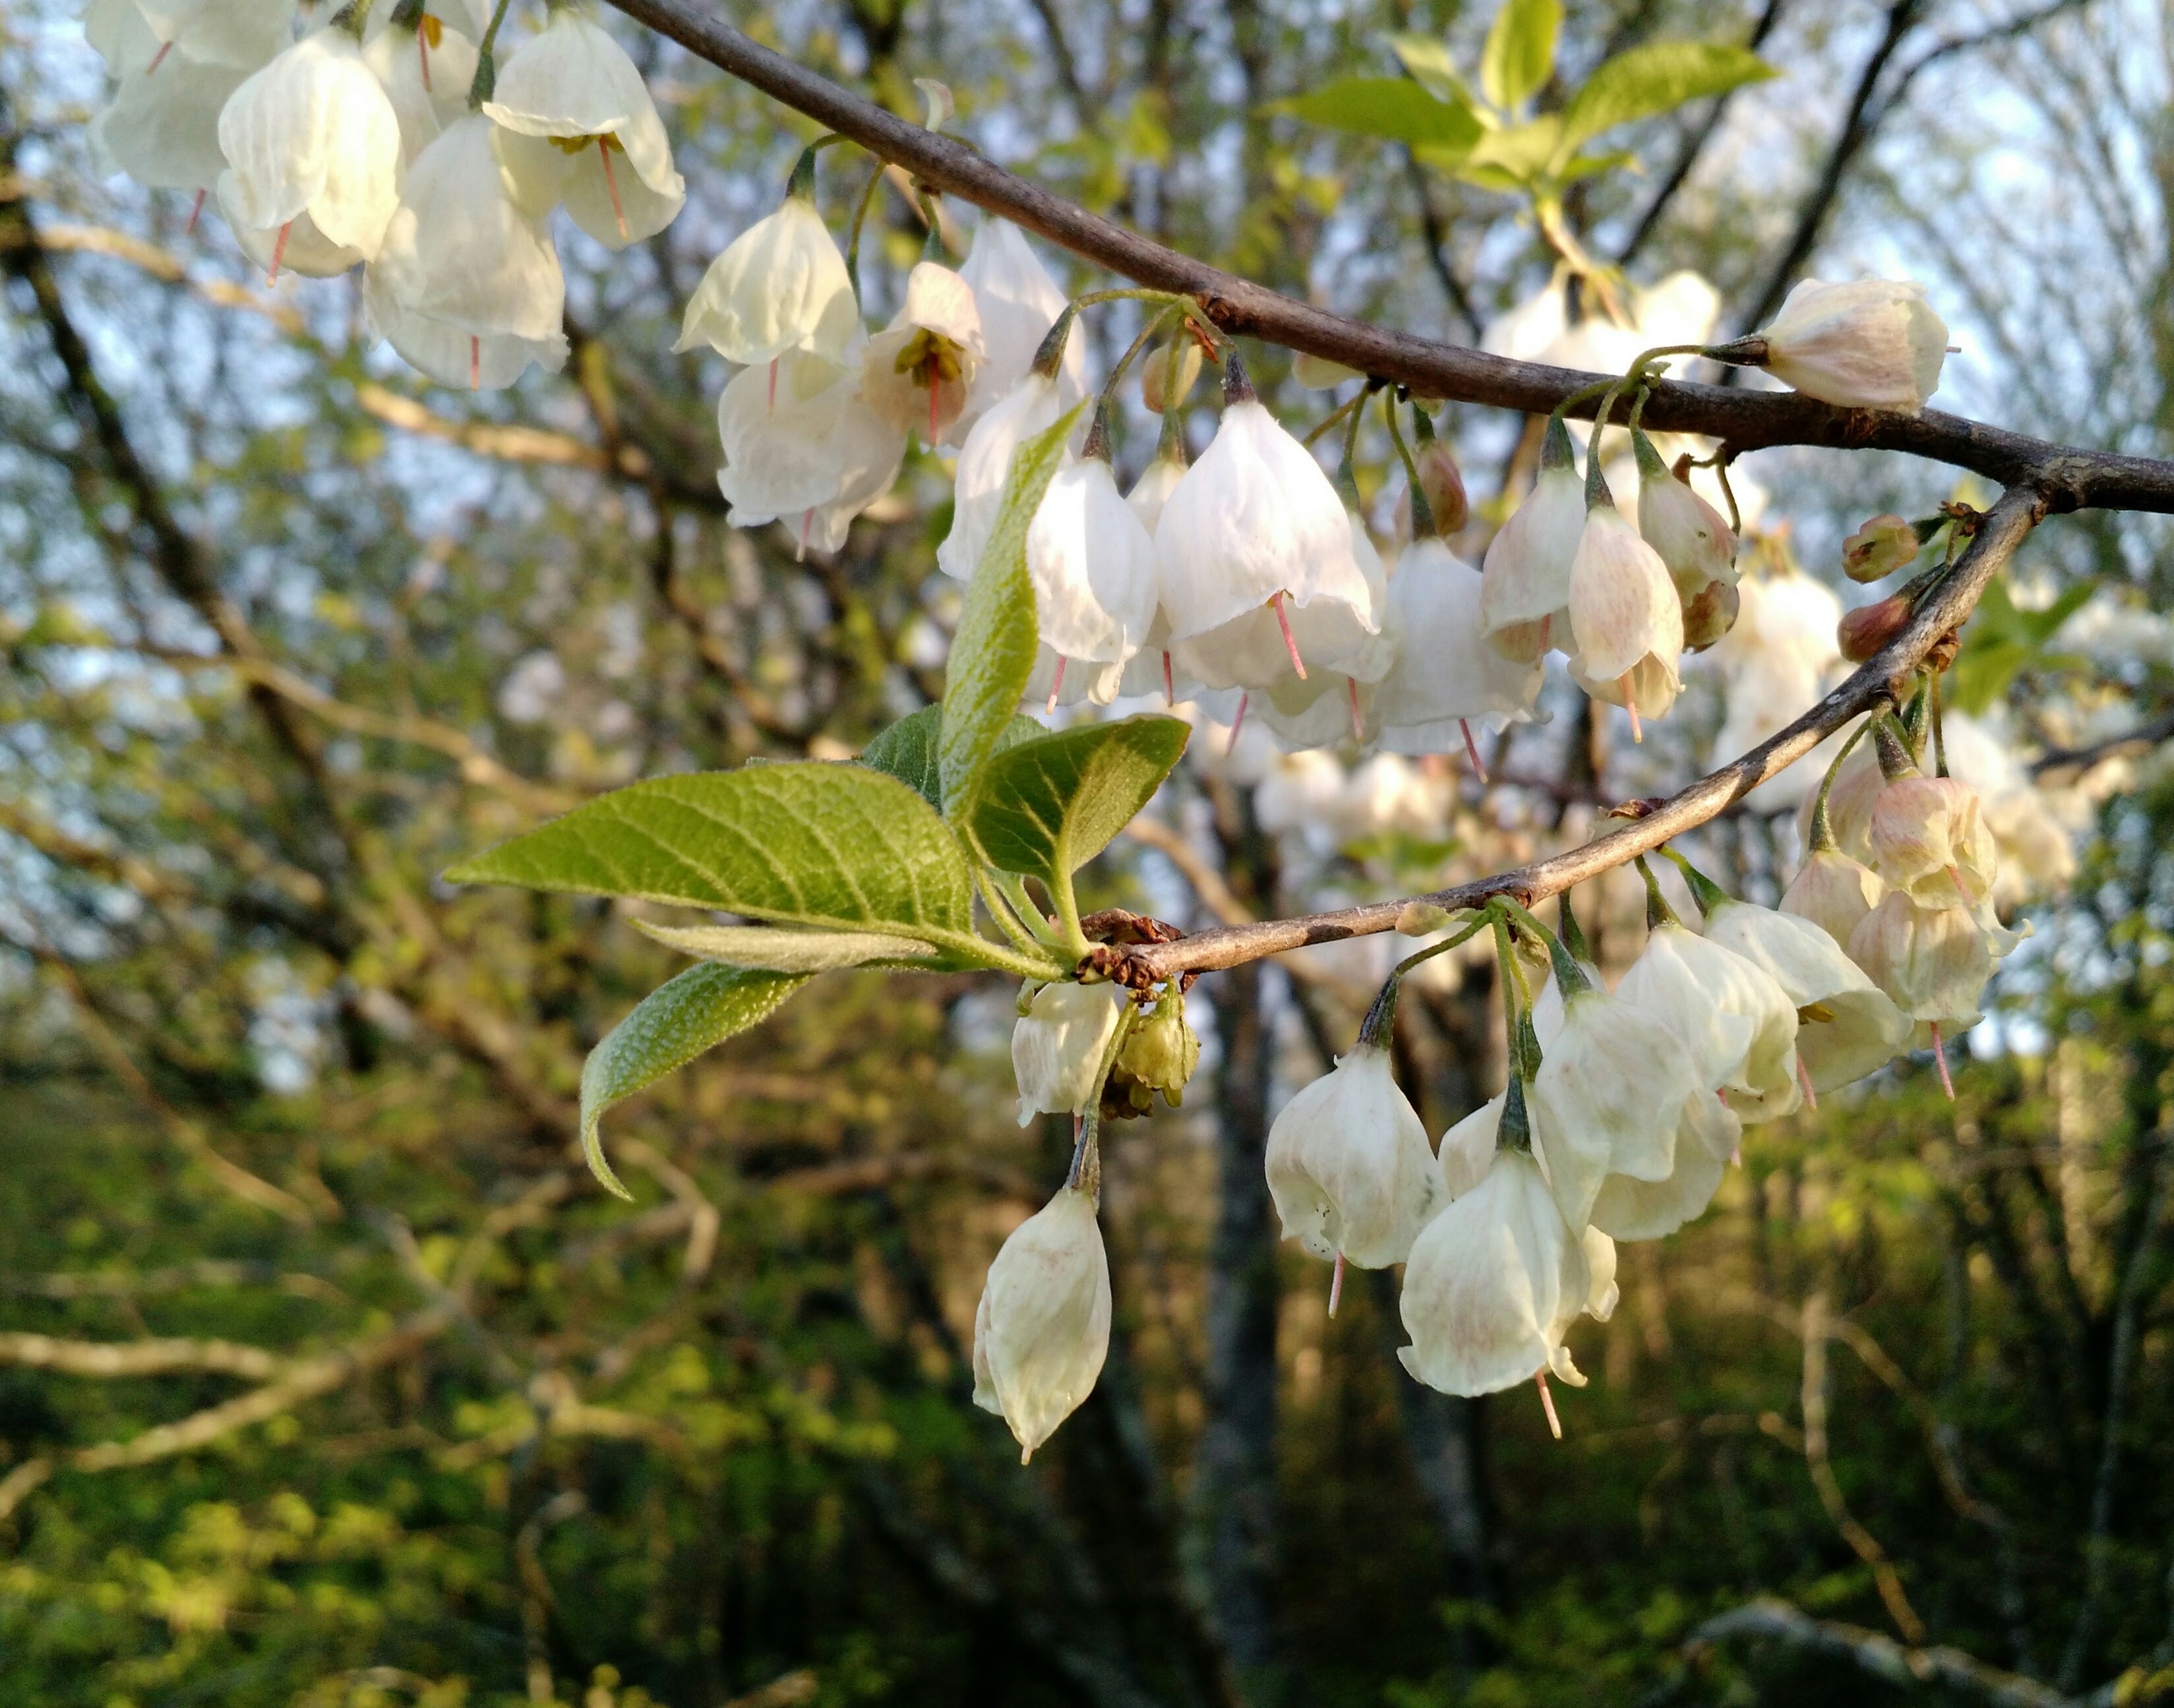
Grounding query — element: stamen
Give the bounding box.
[1224,692,1248,756]
[1461,717,1488,781]
[1931,1022,1955,1101]
[1947,862,1967,901]
[185,188,205,235]
[1271,591,1306,680]
[267,220,292,285]
[797,508,813,562]
[469,334,479,392]
[1346,676,1363,742]
[1161,650,1174,707]
[146,38,173,73]
[1046,656,1066,715]
[1796,1052,1818,1111]
[768,357,778,413]
[1328,1250,1345,1318]
[418,24,431,92]
[599,136,629,243]
[1621,674,1642,743]
[1535,1370,1561,1440]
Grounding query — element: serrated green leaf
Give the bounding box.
[633,918,938,971]
[578,964,808,1198]
[939,405,1084,817]
[861,704,1048,813]
[1388,34,1482,111]
[966,715,1190,885]
[1482,0,1559,111]
[1555,42,1775,162]
[445,763,983,956]
[1270,77,1486,152]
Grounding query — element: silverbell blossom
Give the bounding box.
[713,345,905,558]
[1437,1095,1503,1201]
[1701,895,1910,1094]
[1633,427,1737,649]
[1398,1146,1589,1398]
[1566,500,1685,732]
[1782,846,1889,949]
[1182,510,1391,702]
[861,261,986,443]
[1480,417,1583,664]
[1589,1088,1739,1242]
[1020,430,1160,709]
[1011,982,1122,1127]
[1848,891,2010,1041]
[484,8,686,250]
[1618,920,1800,1122]
[216,27,404,270]
[86,0,289,193]
[1372,539,1545,757]
[1155,355,1377,684]
[935,370,1066,583]
[363,114,567,390]
[1263,1044,1441,1272]
[972,1182,1111,1463]
[674,185,859,368]
[1115,442,1194,702]
[953,218,1088,432]
[1755,278,1948,413]
[1793,738,1884,864]
[88,0,295,71]
[363,13,479,167]
[1869,775,1999,909]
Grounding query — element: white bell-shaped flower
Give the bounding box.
[483,7,686,249]
[1115,430,1195,703]
[1755,278,1948,413]
[1399,1141,1589,1398]
[1846,893,1997,1036]
[1437,1094,1502,1200]
[1183,504,1391,706]
[675,162,859,368]
[1566,491,1684,736]
[935,365,1067,583]
[972,1181,1111,1462]
[363,13,479,166]
[1782,844,1888,950]
[713,346,905,558]
[1480,416,1582,663]
[1589,1087,1739,1242]
[1869,775,1999,910]
[216,26,404,272]
[1792,736,1885,864]
[1264,1042,1441,1274]
[92,55,255,193]
[364,114,568,390]
[954,217,1087,433]
[861,260,986,444]
[1374,539,1544,758]
[1631,427,1737,649]
[1021,419,1160,710]
[1583,1227,1620,1321]
[1617,916,1799,1123]
[1157,355,1379,685]
[1701,891,1910,1094]
[88,0,294,74]
[1012,981,1122,1127]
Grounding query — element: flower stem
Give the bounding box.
[469,0,514,105]
[1381,390,1435,541]
[841,157,886,301]
[1809,715,1877,852]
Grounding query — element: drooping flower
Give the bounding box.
[712,345,905,557]
[1565,486,1685,736]
[1588,1087,1739,1242]
[1265,1043,1441,1276]
[1753,278,1948,413]
[1012,981,1121,1127]
[1021,412,1160,709]
[1617,916,1800,1122]
[1156,353,1379,689]
[675,162,860,368]
[1701,892,1910,1094]
[954,217,1087,432]
[1632,427,1737,649]
[1115,421,1193,703]
[86,0,290,192]
[483,7,686,249]
[1782,844,1888,949]
[1371,539,1544,758]
[88,0,295,75]
[1480,415,1583,664]
[1399,1142,1589,1398]
[362,7,479,165]
[1868,774,1999,910]
[1792,736,1885,864]
[861,260,986,444]
[1186,504,1392,706]
[936,328,1071,583]
[973,1181,1111,1462]
[216,26,405,275]
[364,113,567,390]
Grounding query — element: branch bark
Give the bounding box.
[1691,1599,2088,1708]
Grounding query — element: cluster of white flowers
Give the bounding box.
[86,0,685,389]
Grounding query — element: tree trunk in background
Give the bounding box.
[1191,953,1283,1703]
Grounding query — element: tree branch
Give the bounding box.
[0,1332,284,1382]
[1690,1599,2087,1707]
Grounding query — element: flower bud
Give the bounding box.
[973,1183,1111,1462]
[1756,278,1948,413]
[1633,430,1736,599]
[1838,594,1912,661]
[1106,989,1201,1115]
[1842,514,1919,582]
[1565,504,1685,730]
[1681,577,1740,651]
[1265,1044,1441,1270]
[1141,339,1204,414]
[1011,982,1121,1127]
[1412,436,1470,537]
[1479,419,1581,664]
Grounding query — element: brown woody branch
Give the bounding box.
[607,0,2174,513]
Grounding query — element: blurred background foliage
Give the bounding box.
[5,1,2174,1704]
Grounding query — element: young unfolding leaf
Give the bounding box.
[1387,34,1479,109]
[1481,0,1560,113]
[1269,77,1485,154]
[861,703,1044,814]
[634,918,938,971]
[1447,115,1563,187]
[1947,574,2092,715]
[444,763,981,954]
[938,404,1084,817]
[1553,42,1774,165]
[967,714,1190,886]
[578,962,809,1198]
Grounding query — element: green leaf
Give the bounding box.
[1387,34,1481,110]
[1436,115,1561,189]
[445,762,981,955]
[633,918,938,971]
[966,715,1191,885]
[578,964,808,1198]
[861,703,1046,813]
[1555,42,1775,162]
[1947,575,2095,715]
[1269,77,1486,152]
[938,404,1084,817]
[1481,0,1559,112]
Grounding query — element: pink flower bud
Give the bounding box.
[1141,339,1203,413]
[1838,595,1912,661]
[1841,513,1918,582]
